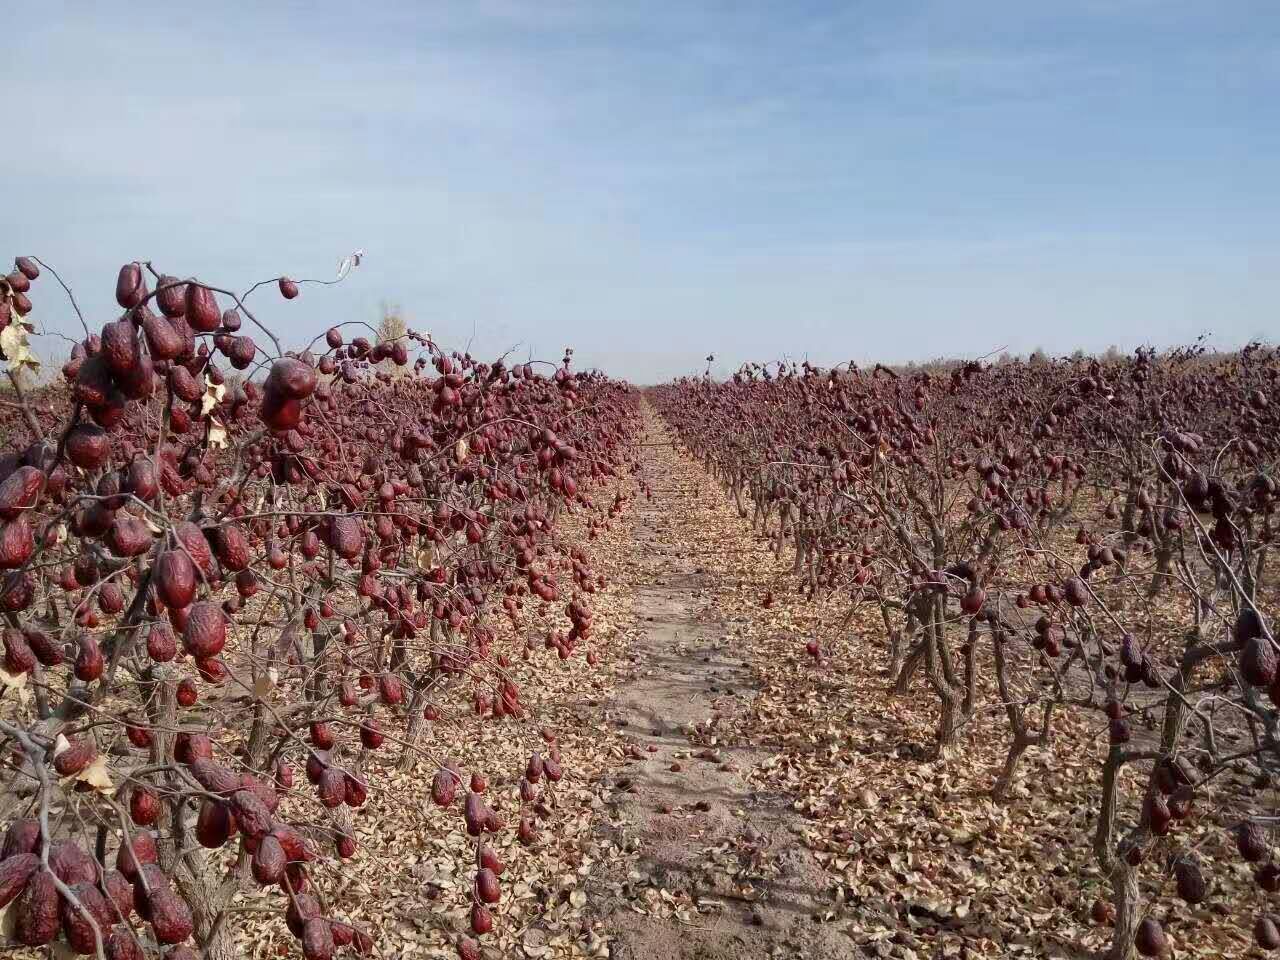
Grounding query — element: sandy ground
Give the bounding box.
[588,413,857,960]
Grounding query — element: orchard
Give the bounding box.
[653,352,1278,959]
[0,256,639,960]
[1,255,1277,959]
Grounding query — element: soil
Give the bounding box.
[588,413,857,960]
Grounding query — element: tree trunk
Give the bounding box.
[791,530,807,574]
[1147,546,1174,596]
[400,684,431,771]
[990,630,1053,801]
[188,876,240,960]
[885,629,904,680]
[774,502,791,559]
[893,640,925,694]
[1106,859,1141,960]
[992,734,1032,801]
[921,598,968,761]
[935,688,963,761]
[961,619,979,715]
[1094,746,1123,867]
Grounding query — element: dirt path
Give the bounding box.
[590,411,856,960]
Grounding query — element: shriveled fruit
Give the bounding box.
[1118,633,1142,668]
[176,678,198,706]
[147,622,177,663]
[3,819,41,858]
[116,263,146,308]
[14,868,60,945]
[475,867,500,903]
[0,570,34,612]
[75,634,105,680]
[318,767,345,808]
[182,601,226,658]
[1174,857,1208,903]
[189,758,240,794]
[61,880,115,953]
[285,893,321,938]
[326,514,364,560]
[102,319,140,376]
[230,789,273,839]
[154,551,197,609]
[147,885,194,944]
[25,628,62,667]
[132,863,166,920]
[479,845,504,875]
[170,364,202,403]
[269,825,312,864]
[106,927,144,960]
[517,816,537,845]
[54,737,98,776]
[1236,607,1266,643]
[156,276,186,317]
[195,800,236,848]
[378,674,403,705]
[309,721,336,749]
[101,869,133,919]
[130,785,161,826]
[1242,635,1278,688]
[359,720,384,749]
[1145,793,1172,836]
[210,523,251,572]
[1135,917,1166,956]
[0,851,39,908]
[252,834,286,885]
[267,357,318,400]
[106,515,153,557]
[50,840,97,885]
[97,584,125,617]
[173,521,213,574]
[343,773,367,807]
[115,831,158,880]
[0,465,44,520]
[303,916,335,960]
[1239,821,1270,862]
[1257,915,1280,950]
[66,423,111,469]
[1108,717,1130,745]
[959,586,985,614]
[184,284,220,333]
[3,626,36,673]
[464,792,486,835]
[0,515,35,569]
[141,308,183,360]
[1258,862,1280,893]
[432,768,458,807]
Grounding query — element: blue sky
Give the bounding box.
[6,1,1277,382]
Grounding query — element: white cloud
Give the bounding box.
[7,0,1277,384]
